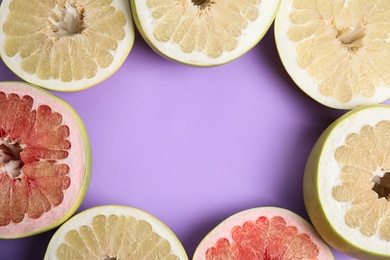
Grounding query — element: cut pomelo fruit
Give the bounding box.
[193,207,334,259]
[0,0,134,92]
[0,81,91,239]
[44,205,188,260]
[130,0,281,66]
[304,105,390,259]
[274,0,390,109]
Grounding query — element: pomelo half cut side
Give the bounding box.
[0,0,135,92]
[0,81,91,239]
[130,0,281,67]
[274,0,390,109]
[44,205,188,260]
[193,207,334,259]
[304,105,390,259]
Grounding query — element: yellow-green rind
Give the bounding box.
[0,81,92,239]
[129,0,281,67]
[303,104,390,260]
[44,204,188,260]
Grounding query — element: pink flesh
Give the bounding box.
[205,216,320,260]
[0,92,71,226]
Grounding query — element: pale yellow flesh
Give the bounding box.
[147,0,260,58]
[287,0,390,103]
[3,0,126,82]
[56,214,180,259]
[332,120,390,241]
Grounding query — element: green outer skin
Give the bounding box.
[129,0,281,67]
[43,204,189,260]
[303,104,390,260]
[0,81,92,239]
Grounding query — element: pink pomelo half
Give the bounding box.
[194,207,334,259]
[0,81,91,239]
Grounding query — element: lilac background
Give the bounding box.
[0,10,386,260]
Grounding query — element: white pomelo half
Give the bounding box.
[194,207,334,259]
[130,0,281,67]
[44,205,188,260]
[304,105,390,259]
[275,0,390,109]
[0,81,91,239]
[0,0,135,92]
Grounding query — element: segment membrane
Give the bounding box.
[56,214,180,259]
[0,93,70,226]
[205,216,319,259]
[332,120,390,240]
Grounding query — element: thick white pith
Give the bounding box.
[0,82,90,239]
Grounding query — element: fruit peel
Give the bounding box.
[130,0,281,67]
[0,0,135,92]
[0,81,91,239]
[304,104,390,260]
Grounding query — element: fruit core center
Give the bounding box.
[336,25,366,51]
[192,0,211,9]
[103,256,117,260]
[52,4,85,37]
[372,172,390,201]
[0,137,24,179]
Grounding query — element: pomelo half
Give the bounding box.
[274,0,390,109]
[304,105,390,259]
[0,81,91,239]
[0,0,135,92]
[130,0,281,67]
[193,207,334,259]
[44,205,188,260]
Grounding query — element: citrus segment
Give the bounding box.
[44,205,188,260]
[304,105,390,259]
[0,0,135,91]
[0,81,90,239]
[193,207,334,260]
[275,0,390,109]
[131,0,281,66]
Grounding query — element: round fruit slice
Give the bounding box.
[274,0,390,109]
[0,0,134,92]
[193,207,334,259]
[44,205,188,260]
[0,81,91,239]
[130,0,281,67]
[304,105,390,259]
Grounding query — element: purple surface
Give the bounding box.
[0,13,384,260]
